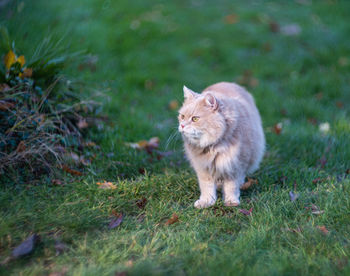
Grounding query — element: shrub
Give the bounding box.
[0,27,100,178]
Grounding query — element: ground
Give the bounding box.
[1,0,350,275]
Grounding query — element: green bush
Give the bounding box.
[0,27,100,177]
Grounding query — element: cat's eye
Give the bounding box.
[180,114,185,120]
[192,116,199,122]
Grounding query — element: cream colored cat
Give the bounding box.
[178,82,265,208]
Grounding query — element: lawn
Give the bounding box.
[1,0,350,275]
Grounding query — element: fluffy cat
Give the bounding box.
[178,82,265,208]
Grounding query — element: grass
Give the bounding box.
[1,0,350,275]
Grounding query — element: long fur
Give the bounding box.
[178,82,265,208]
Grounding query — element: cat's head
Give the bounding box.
[178,86,226,148]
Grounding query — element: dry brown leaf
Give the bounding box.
[273,123,283,135]
[109,213,123,229]
[62,165,83,176]
[165,213,179,225]
[239,208,253,216]
[241,178,258,190]
[126,137,159,150]
[77,119,88,129]
[136,198,148,209]
[84,141,97,147]
[317,225,329,235]
[97,181,117,190]
[52,179,64,186]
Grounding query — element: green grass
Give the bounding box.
[1,0,350,275]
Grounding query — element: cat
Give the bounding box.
[178,82,265,208]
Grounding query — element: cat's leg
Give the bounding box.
[194,171,217,209]
[222,175,244,206]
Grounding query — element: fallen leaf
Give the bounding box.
[289,191,299,202]
[241,178,258,190]
[97,181,117,190]
[125,137,159,152]
[239,207,253,216]
[156,150,173,160]
[308,204,324,215]
[52,179,64,186]
[115,272,127,276]
[77,119,88,129]
[168,100,179,110]
[109,213,124,229]
[224,13,239,24]
[136,198,148,209]
[346,169,350,175]
[12,234,39,258]
[280,23,301,36]
[273,122,283,135]
[165,213,179,225]
[55,240,68,256]
[84,141,97,147]
[317,225,329,235]
[62,165,83,176]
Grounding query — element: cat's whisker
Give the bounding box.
[165,129,180,150]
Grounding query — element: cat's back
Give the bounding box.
[203,82,254,106]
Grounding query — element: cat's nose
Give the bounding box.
[181,124,185,129]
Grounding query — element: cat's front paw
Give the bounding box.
[194,198,216,209]
[224,197,240,207]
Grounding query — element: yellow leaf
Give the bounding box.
[97,181,117,190]
[4,50,16,70]
[17,55,26,67]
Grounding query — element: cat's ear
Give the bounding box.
[183,85,198,100]
[204,93,218,110]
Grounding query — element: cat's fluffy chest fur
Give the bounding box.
[178,82,265,208]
